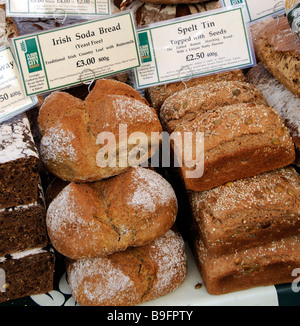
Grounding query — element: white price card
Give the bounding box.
[221,0,285,24]
[0,46,37,123]
[134,6,255,89]
[10,12,141,96]
[6,0,111,18]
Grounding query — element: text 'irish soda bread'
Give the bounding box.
[255,16,300,98]
[160,80,295,191]
[66,229,186,306]
[189,167,300,256]
[38,79,162,182]
[46,167,177,259]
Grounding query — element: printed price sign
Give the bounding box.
[6,0,111,17]
[0,46,37,123]
[221,0,285,24]
[134,6,255,88]
[11,12,141,96]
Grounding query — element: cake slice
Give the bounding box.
[0,247,55,303]
[0,113,40,209]
[0,182,48,256]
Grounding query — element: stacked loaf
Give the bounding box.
[0,114,55,303]
[246,16,300,167]
[154,66,299,294]
[41,79,187,306]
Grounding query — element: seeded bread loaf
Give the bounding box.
[66,229,186,306]
[255,16,300,98]
[159,80,267,133]
[38,79,162,182]
[46,166,177,259]
[192,234,300,295]
[173,101,295,192]
[188,167,300,256]
[146,70,245,113]
[246,62,300,167]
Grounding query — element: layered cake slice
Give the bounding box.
[0,113,40,209]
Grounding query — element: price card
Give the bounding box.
[6,0,111,18]
[134,6,255,89]
[10,12,141,96]
[221,0,285,24]
[0,46,37,123]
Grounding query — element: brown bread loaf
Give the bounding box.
[66,229,187,306]
[188,167,300,256]
[159,80,267,133]
[255,16,300,98]
[146,70,245,113]
[38,79,162,182]
[192,234,300,295]
[172,102,295,192]
[246,62,300,167]
[46,166,178,259]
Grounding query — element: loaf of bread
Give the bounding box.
[121,0,222,28]
[173,102,295,192]
[192,234,300,295]
[188,167,300,256]
[66,229,187,306]
[146,70,245,113]
[246,62,300,167]
[38,79,162,182]
[46,166,178,259]
[159,80,267,133]
[255,16,300,98]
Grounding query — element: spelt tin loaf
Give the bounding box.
[38,79,162,182]
[192,234,300,295]
[159,80,267,133]
[146,70,245,113]
[188,167,300,256]
[246,62,300,167]
[66,229,187,306]
[46,166,178,259]
[255,16,300,98]
[172,101,295,191]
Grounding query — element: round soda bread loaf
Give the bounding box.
[38,79,162,182]
[66,229,187,306]
[46,166,178,259]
